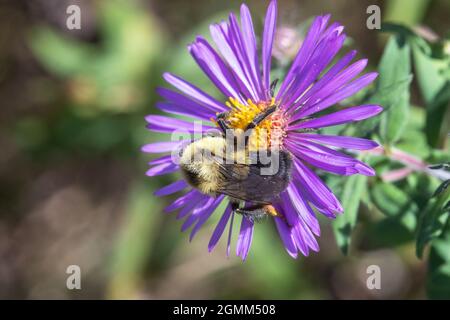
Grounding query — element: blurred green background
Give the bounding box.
[0,0,449,299]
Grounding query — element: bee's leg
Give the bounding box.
[269,78,279,97]
[230,202,259,223]
[235,204,279,223]
[217,119,231,134]
[230,201,245,219]
[243,105,277,148]
[300,128,318,133]
[205,130,222,137]
[245,105,278,131]
[235,207,265,223]
[215,111,232,134]
[289,116,317,129]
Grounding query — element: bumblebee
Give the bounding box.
[179,100,292,222]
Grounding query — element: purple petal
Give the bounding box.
[289,146,358,175]
[146,162,179,177]
[291,50,357,109]
[156,87,216,120]
[274,216,298,258]
[154,180,188,197]
[289,105,383,130]
[290,56,367,115]
[294,72,378,118]
[277,192,300,226]
[189,196,225,241]
[285,185,320,236]
[298,220,319,252]
[282,31,346,108]
[208,204,233,252]
[286,139,375,176]
[262,0,277,95]
[141,140,185,153]
[177,196,209,220]
[156,101,212,121]
[145,115,213,133]
[163,72,227,112]
[291,223,310,256]
[321,21,344,40]
[189,37,244,102]
[225,13,262,100]
[164,189,200,213]
[278,195,319,255]
[300,185,339,219]
[239,5,264,99]
[148,156,180,175]
[292,160,343,213]
[292,133,379,150]
[236,217,254,260]
[149,155,173,166]
[210,23,257,101]
[180,197,214,227]
[292,221,320,255]
[277,15,330,99]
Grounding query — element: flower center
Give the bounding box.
[219,97,286,150]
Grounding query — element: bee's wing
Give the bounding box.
[210,156,255,203]
[212,153,285,204]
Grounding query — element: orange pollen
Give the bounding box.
[216,97,286,150]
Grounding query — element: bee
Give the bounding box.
[179,82,292,222]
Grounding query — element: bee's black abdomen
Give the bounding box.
[251,149,292,202]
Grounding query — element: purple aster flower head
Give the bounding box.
[143,0,383,260]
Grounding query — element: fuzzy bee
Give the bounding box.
[179,98,293,222]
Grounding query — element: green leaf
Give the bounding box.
[428,262,450,299]
[365,218,415,248]
[396,105,431,158]
[29,0,166,114]
[371,182,415,217]
[427,228,450,299]
[370,182,419,232]
[412,38,449,103]
[355,36,412,137]
[416,185,450,258]
[433,180,450,198]
[412,39,450,147]
[424,82,450,148]
[333,174,367,255]
[378,36,412,144]
[379,91,409,144]
[29,27,96,77]
[384,0,431,27]
[380,23,418,37]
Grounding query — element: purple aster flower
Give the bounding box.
[143,0,382,260]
